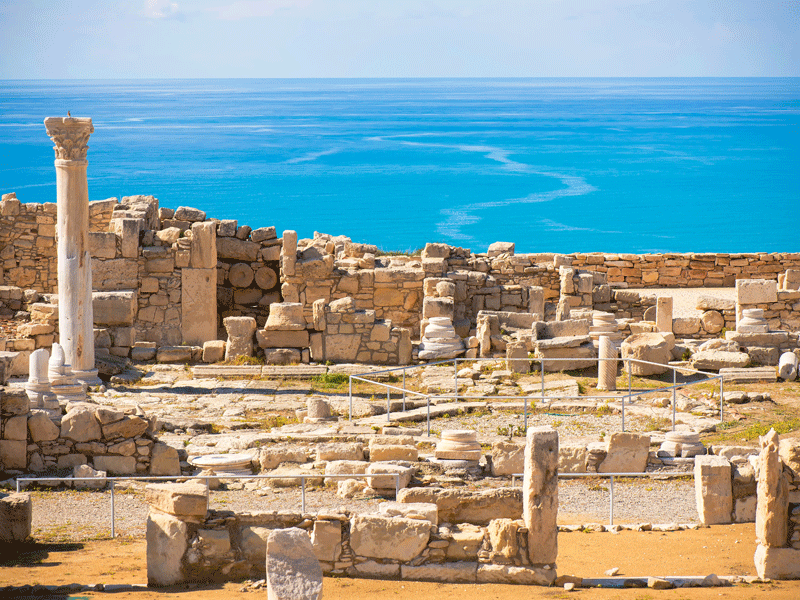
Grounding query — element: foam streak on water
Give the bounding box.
[0,78,798,253]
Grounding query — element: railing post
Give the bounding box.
[524,393,528,433]
[672,368,677,431]
[454,359,458,402]
[110,481,116,539]
[387,388,391,423]
[719,375,724,423]
[402,369,406,412]
[426,397,431,437]
[609,475,614,527]
[395,473,399,498]
[348,376,353,422]
[541,358,545,402]
[301,476,306,514]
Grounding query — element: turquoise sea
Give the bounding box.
[0,78,798,254]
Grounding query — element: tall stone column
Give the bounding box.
[44,117,100,386]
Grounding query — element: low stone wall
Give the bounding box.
[0,387,180,477]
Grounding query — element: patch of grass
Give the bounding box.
[374,247,423,257]
[595,402,613,416]
[638,416,672,432]
[226,354,265,366]
[710,417,800,443]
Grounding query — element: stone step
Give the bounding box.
[192,365,262,378]
[261,365,327,378]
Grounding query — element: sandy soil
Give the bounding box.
[2,523,799,599]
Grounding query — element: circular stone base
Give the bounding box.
[189,453,254,475]
[434,449,482,461]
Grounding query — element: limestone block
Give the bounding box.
[737,279,778,305]
[264,302,305,330]
[377,501,438,525]
[754,544,800,580]
[323,334,361,362]
[523,427,558,565]
[90,231,117,259]
[241,526,271,563]
[559,444,588,473]
[694,455,732,525]
[264,348,301,365]
[73,464,107,489]
[224,316,257,361]
[491,441,524,476]
[734,496,757,523]
[174,206,206,222]
[181,268,217,346]
[93,258,138,291]
[4,414,27,440]
[620,333,670,376]
[57,454,87,469]
[506,342,529,374]
[488,241,515,256]
[369,444,418,462]
[477,564,555,585]
[145,482,208,518]
[150,443,181,476]
[256,329,309,349]
[251,226,277,242]
[266,528,323,600]
[487,518,519,559]
[217,219,237,237]
[779,351,798,381]
[28,411,59,442]
[102,415,148,439]
[398,487,522,525]
[0,493,31,542]
[0,387,28,415]
[672,317,701,335]
[216,237,258,262]
[93,455,136,475]
[446,523,484,560]
[202,340,225,363]
[599,432,650,473]
[656,297,672,333]
[697,295,735,311]
[147,511,188,586]
[61,406,102,442]
[402,562,477,583]
[316,442,364,462]
[422,297,454,320]
[311,519,342,562]
[188,221,216,268]
[690,350,750,371]
[353,560,400,578]
[131,342,157,361]
[262,447,309,471]
[196,528,230,561]
[365,462,414,491]
[756,430,788,547]
[0,439,26,469]
[349,515,430,561]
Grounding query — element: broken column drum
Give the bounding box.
[597,335,617,392]
[44,116,100,385]
[26,348,58,410]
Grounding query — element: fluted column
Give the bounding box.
[44,116,100,386]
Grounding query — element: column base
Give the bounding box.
[73,368,102,387]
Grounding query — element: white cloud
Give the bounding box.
[209,0,311,21]
[145,0,182,19]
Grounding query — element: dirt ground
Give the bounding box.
[2,523,799,599]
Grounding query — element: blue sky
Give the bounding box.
[0,0,797,78]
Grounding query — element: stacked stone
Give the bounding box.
[434,430,481,461]
[48,343,86,404]
[778,269,800,291]
[25,349,58,414]
[531,319,596,371]
[0,193,57,292]
[418,317,465,360]
[658,431,705,458]
[738,308,769,333]
[318,297,412,365]
[589,312,621,348]
[255,302,309,364]
[304,397,337,424]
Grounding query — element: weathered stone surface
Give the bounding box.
[189,221,217,269]
[181,268,217,346]
[779,351,799,381]
[477,563,555,585]
[264,302,305,330]
[402,562,477,583]
[701,310,725,334]
[73,464,107,489]
[255,266,278,290]
[217,237,259,261]
[27,410,59,442]
[756,429,788,548]
[0,388,28,415]
[754,545,800,580]
[145,482,209,518]
[311,519,342,562]
[349,515,430,561]
[559,444,588,473]
[620,333,670,376]
[92,291,137,326]
[266,528,323,600]
[737,279,777,305]
[150,442,181,476]
[228,262,254,288]
[147,511,188,586]
[523,427,558,565]
[398,487,522,525]
[691,350,750,371]
[93,455,136,475]
[93,258,139,291]
[202,340,225,363]
[256,329,309,349]
[316,442,364,462]
[0,493,32,543]
[240,526,272,563]
[378,501,438,525]
[102,415,149,439]
[224,316,257,361]
[599,432,650,473]
[491,441,524,476]
[0,439,26,469]
[156,346,196,363]
[60,406,102,442]
[369,444,418,462]
[694,455,732,525]
[3,414,27,440]
[697,295,735,311]
[365,462,414,491]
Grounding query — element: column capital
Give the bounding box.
[44,117,94,161]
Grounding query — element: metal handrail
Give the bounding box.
[348,356,724,435]
[16,472,401,538]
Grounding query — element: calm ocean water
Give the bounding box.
[0,78,798,254]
